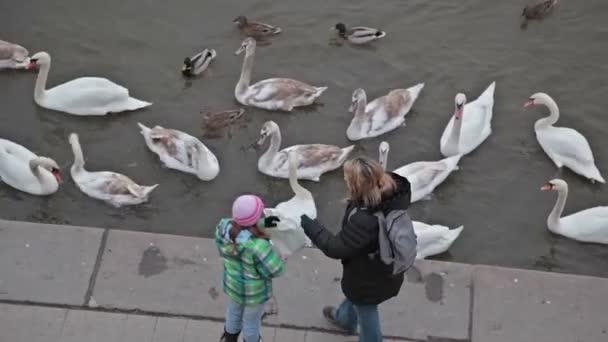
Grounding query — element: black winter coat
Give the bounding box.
[301,173,411,305]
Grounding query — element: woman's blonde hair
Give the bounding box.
[343,157,396,208]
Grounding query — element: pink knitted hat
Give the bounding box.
[232,194,265,227]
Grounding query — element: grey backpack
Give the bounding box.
[374,209,417,275]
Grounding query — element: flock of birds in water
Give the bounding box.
[1,0,607,259]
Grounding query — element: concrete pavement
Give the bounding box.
[1,219,607,341]
[0,303,375,342]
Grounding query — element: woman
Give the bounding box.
[300,157,411,342]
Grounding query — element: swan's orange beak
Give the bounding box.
[26,61,37,70]
[540,183,552,191]
[524,99,535,108]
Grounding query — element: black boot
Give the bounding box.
[219,328,240,342]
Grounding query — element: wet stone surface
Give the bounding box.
[381,260,473,340]
[92,230,225,316]
[138,246,168,277]
[425,272,445,302]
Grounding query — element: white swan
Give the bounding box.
[440,81,495,157]
[234,38,327,111]
[541,179,608,244]
[138,123,219,181]
[0,139,61,195]
[524,93,604,183]
[379,141,461,203]
[346,83,425,141]
[413,221,464,259]
[68,133,158,207]
[264,151,316,258]
[257,121,354,181]
[28,52,151,116]
[0,39,30,69]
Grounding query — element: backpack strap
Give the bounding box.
[373,210,399,264]
[347,206,358,221]
[368,211,381,259]
[348,206,401,264]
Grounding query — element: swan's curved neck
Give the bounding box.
[352,96,367,120]
[445,110,464,153]
[346,96,368,137]
[535,99,560,128]
[379,150,388,171]
[28,159,55,191]
[34,63,50,103]
[288,156,308,197]
[548,189,567,232]
[29,159,44,180]
[260,131,281,165]
[70,141,86,173]
[236,47,255,95]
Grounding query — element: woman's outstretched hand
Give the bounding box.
[300,214,315,232]
[300,214,322,243]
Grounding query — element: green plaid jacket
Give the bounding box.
[215,218,285,306]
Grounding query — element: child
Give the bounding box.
[215,194,285,342]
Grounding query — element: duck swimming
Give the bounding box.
[522,0,557,19]
[233,15,282,39]
[182,49,217,77]
[333,23,386,45]
[201,108,245,131]
[521,0,558,28]
[201,108,246,138]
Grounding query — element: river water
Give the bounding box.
[1,0,608,277]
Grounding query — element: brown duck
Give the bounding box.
[233,16,282,39]
[201,108,245,136]
[522,0,558,22]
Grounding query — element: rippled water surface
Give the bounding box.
[2,0,608,277]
